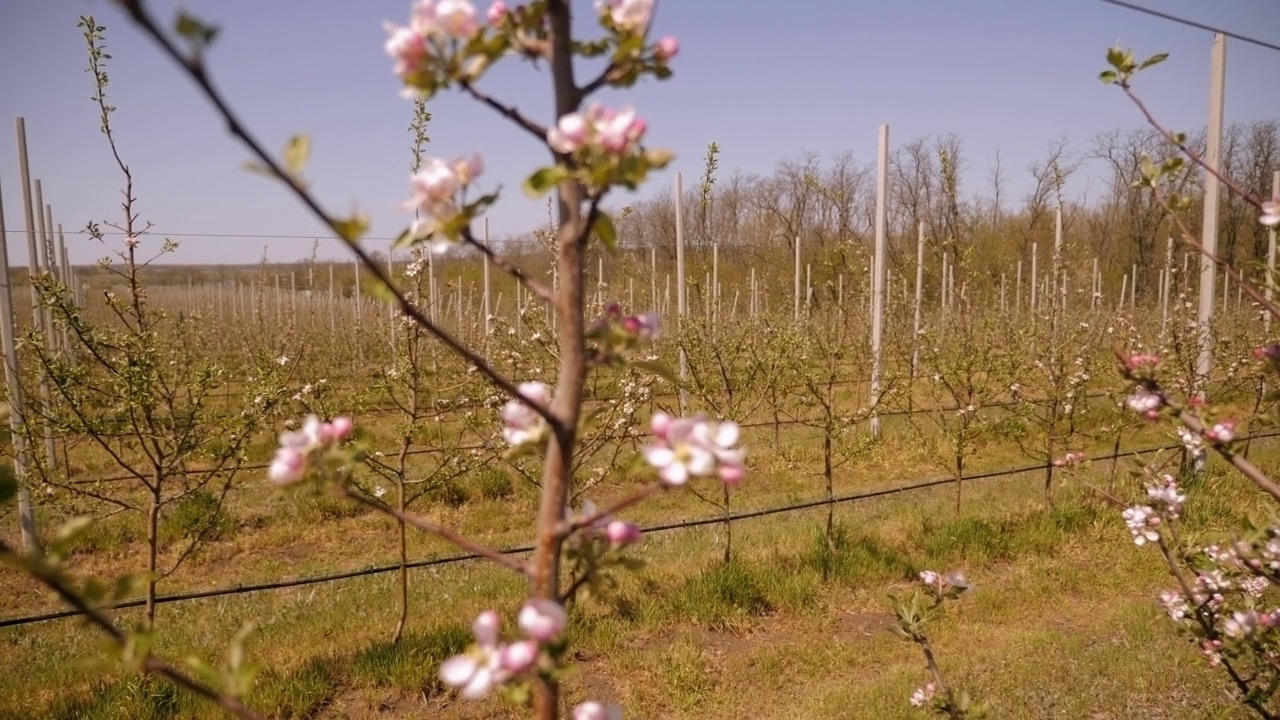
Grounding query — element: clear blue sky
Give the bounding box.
[1,0,1278,266]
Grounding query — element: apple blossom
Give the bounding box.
[654,35,679,61]
[909,683,936,707]
[486,0,508,25]
[1204,421,1235,444]
[596,0,653,33]
[1224,610,1260,639]
[439,610,507,699]
[434,0,479,38]
[501,381,552,446]
[1126,387,1163,418]
[548,113,590,154]
[1145,474,1185,518]
[267,447,307,486]
[518,598,567,642]
[593,105,646,155]
[621,312,659,339]
[642,412,744,487]
[267,414,353,486]
[1260,198,1279,228]
[574,701,624,720]
[605,519,642,547]
[546,104,647,157]
[499,639,540,674]
[452,153,484,185]
[383,22,429,81]
[1123,505,1161,546]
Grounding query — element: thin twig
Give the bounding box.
[557,482,664,538]
[458,79,548,142]
[459,226,554,303]
[339,486,530,575]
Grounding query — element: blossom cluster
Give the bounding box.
[919,569,970,600]
[404,153,486,252]
[440,600,565,698]
[267,414,353,485]
[642,411,744,487]
[548,104,649,157]
[586,302,659,363]
[1125,386,1164,419]
[1053,451,1086,468]
[501,381,553,447]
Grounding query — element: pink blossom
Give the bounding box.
[1260,199,1279,228]
[383,22,429,81]
[452,153,485,185]
[501,381,552,446]
[1124,353,1160,370]
[1145,473,1185,518]
[1123,505,1161,546]
[548,113,589,154]
[592,105,646,155]
[574,701,624,720]
[606,519,642,547]
[518,598,567,642]
[319,416,353,444]
[654,35,679,61]
[596,0,653,32]
[267,446,307,486]
[643,412,744,487]
[409,0,438,35]
[268,414,352,486]
[486,0,508,24]
[1125,387,1163,418]
[909,683,936,707]
[621,312,659,339]
[435,0,480,38]
[439,610,506,699]
[499,639,539,674]
[1204,420,1235,444]
[410,158,462,204]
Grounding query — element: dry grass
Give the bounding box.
[1,435,1273,719]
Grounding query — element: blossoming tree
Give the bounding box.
[0,1,749,718]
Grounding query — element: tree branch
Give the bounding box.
[111,0,559,429]
[339,486,530,575]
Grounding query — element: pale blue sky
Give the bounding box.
[0,0,1278,266]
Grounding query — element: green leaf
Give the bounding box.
[524,166,571,198]
[1098,70,1117,84]
[282,134,311,177]
[1105,46,1130,71]
[242,160,277,179]
[332,214,370,243]
[52,516,94,553]
[174,12,219,49]
[633,359,677,385]
[392,226,416,251]
[592,211,618,251]
[1138,52,1169,70]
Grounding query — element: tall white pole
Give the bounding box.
[1196,33,1227,390]
[1054,206,1065,310]
[911,221,925,390]
[675,171,688,414]
[793,234,801,322]
[483,217,492,342]
[1267,171,1278,335]
[870,123,889,438]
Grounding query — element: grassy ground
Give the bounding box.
[2,437,1274,719]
